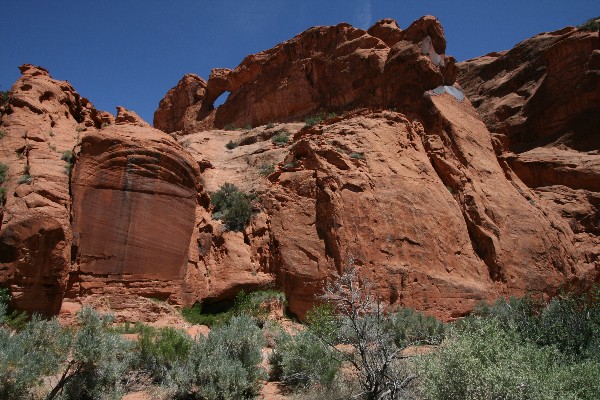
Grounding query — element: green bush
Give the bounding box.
[579,16,600,32]
[304,114,324,127]
[0,130,6,139]
[266,122,275,129]
[271,130,290,146]
[0,163,8,184]
[225,140,238,150]
[259,163,275,177]
[135,326,193,383]
[349,152,364,159]
[61,150,73,163]
[169,315,265,399]
[0,316,70,399]
[270,330,340,388]
[388,308,445,347]
[210,183,254,231]
[0,288,28,330]
[224,124,236,131]
[48,307,132,400]
[474,290,600,358]
[420,317,600,400]
[181,289,285,327]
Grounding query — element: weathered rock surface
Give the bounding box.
[153,74,208,134]
[458,27,599,151]
[1,16,597,322]
[154,16,456,132]
[0,65,212,316]
[457,25,600,285]
[261,97,578,318]
[69,123,202,303]
[0,64,101,315]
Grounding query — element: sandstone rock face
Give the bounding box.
[0,65,211,316]
[155,16,457,131]
[0,65,100,315]
[262,97,578,319]
[153,74,208,134]
[1,16,596,322]
[69,123,201,301]
[458,25,600,285]
[458,27,599,151]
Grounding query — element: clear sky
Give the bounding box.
[1,1,597,124]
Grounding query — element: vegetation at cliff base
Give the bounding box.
[1,277,598,399]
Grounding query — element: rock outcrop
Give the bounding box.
[1,16,596,322]
[457,24,600,286]
[0,65,210,317]
[154,16,457,132]
[458,27,599,151]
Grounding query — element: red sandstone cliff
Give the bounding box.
[457,23,600,287]
[0,16,597,322]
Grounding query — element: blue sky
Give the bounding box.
[1,1,597,123]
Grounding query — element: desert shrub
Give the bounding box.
[181,289,285,328]
[419,317,600,400]
[0,315,70,399]
[17,174,33,184]
[169,315,265,399]
[258,163,275,177]
[474,289,600,358]
[224,124,236,131]
[579,16,600,32]
[48,307,132,400]
[225,140,238,149]
[305,268,421,399]
[210,183,254,231]
[0,162,8,183]
[266,122,275,129]
[270,330,340,388]
[0,88,10,117]
[61,150,73,163]
[0,288,28,330]
[388,308,445,347]
[135,326,193,383]
[0,129,6,139]
[289,376,361,400]
[349,152,364,159]
[18,165,32,184]
[271,130,290,146]
[243,124,252,131]
[304,113,324,127]
[0,187,6,205]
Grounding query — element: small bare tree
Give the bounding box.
[316,266,417,400]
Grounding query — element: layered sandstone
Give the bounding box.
[457,24,600,284]
[0,65,211,317]
[1,16,596,322]
[154,16,457,132]
[0,65,107,315]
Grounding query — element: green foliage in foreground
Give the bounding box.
[420,318,600,400]
[1,281,599,399]
[269,330,340,388]
[210,182,254,231]
[169,315,266,399]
